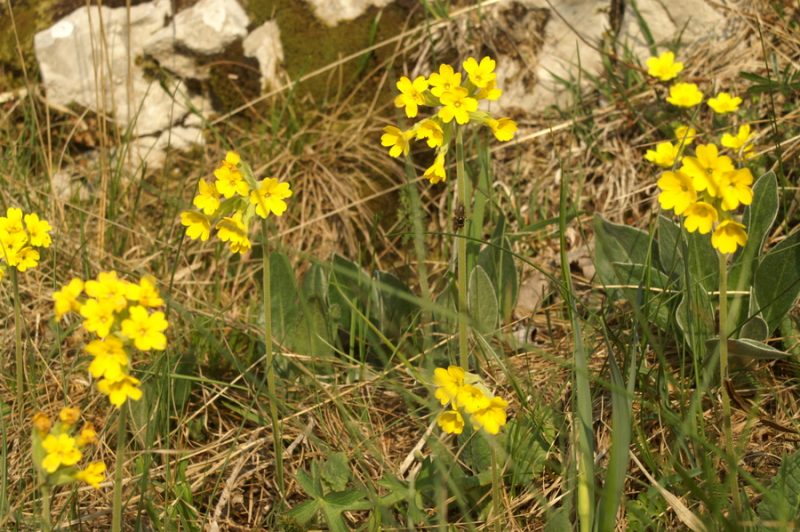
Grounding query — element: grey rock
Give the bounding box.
[243,20,285,91]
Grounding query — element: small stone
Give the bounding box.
[303,0,395,27]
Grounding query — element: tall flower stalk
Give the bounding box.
[181,151,292,504]
[0,207,53,408]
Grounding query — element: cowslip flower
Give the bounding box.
[428,64,462,98]
[645,141,681,168]
[646,51,683,81]
[381,57,516,186]
[674,125,697,146]
[394,76,428,118]
[32,410,105,490]
[121,305,168,351]
[683,202,718,234]
[250,178,293,218]
[216,212,252,254]
[55,271,167,408]
[193,179,221,215]
[430,366,509,435]
[680,144,734,196]
[721,124,755,158]
[712,220,747,254]
[381,126,414,158]
[0,207,52,274]
[462,56,497,88]
[657,171,696,215]
[53,278,84,320]
[438,87,479,125]
[667,82,704,108]
[181,211,211,241]
[707,92,742,114]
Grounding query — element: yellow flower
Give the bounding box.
[428,64,462,98]
[97,374,143,408]
[250,178,292,218]
[657,171,696,215]
[381,126,414,158]
[32,412,51,435]
[707,92,742,114]
[644,141,680,168]
[128,276,164,308]
[24,213,52,248]
[456,384,492,414]
[85,271,130,312]
[674,125,697,147]
[424,153,447,184]
[683,202,718,234]
[14,247,40,272]
[721,124,755,158]
[718,168,754,211]
[121,305,168,351]
[415,119,444,148]
[79,298,116,338]
[433,366,465,406]
[469,396,509,435]
[217,211,251,254]
[181,211,211,241]
[712,220,747,254]
[59,407,80,426]
[86,336,129,379]
[394,75,428,118]
[222,151,241,168]
[680,144,734,197]
[41,433,82,473]
[477,79,502,101]
[193,179,221,215]
[487,117,517,142]
[462,56,496,88]
[438,87,478,125]
[0,207,24,237]
[75,462,106,489]
[77,424,98,447]
[214,165,250,199]
[667,82,704,108]
[437,409,464,435]
[53,278,84,320]
[646,51,683,81]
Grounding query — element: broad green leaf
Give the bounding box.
[739,315,769,341]
[373,270,418,339]
[729,171,778,291]
[301,262,328,302]
[755,230,800,332]
[758,449,800,525]
[269,251,300,344]
[329,254,372,331]
[477,216,519,322]
[468,265,498,334]
[685,230,719,292]
[285,499,320,527]
[717,338,790,360]
[609,262,672,329]
[321,452,351,493]
[593,215,652,297]
[657,215,684,279]
[676,290,715,359]
[296,467,322,498]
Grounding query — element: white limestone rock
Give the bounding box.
[303,0,395,27]
[144,0,249,79]
[243,20,285,91]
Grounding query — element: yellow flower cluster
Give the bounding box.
[381,57,517,184]
[433,366,509,435]
[53,272,168,407]
[0,207,52,278]
[32,408,105,489]
[647,51,742,115]
[180,151,293,254]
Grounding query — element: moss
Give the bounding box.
[205,41,262,113]
[245,0,414,102]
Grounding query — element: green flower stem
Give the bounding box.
[261,219,285,506]
[455,128,469,370]
[112,405,128,532]
[490,445,502,528]
[718,252,739,513]
[11,268,24,412]
[40,484,51,532]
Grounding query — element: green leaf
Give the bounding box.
[685,230,719,292]
[676,290,715,359]
[329,254,373,331]
[593,215,652,296]
[321,452,351,493]
[373,271,418,339]
[477,217,519,322]
[269,251,300,343]
[301,262,328,302]
[608,262,672,329]
[657,215,684,279]
[730,171,778,291]
[758,449,800,525]
[755,230,800,332]
[506,414,553,487]
[285,499,320,527]
[712,338,790,360]
[739,314,769,341]
[468,265,498,334]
